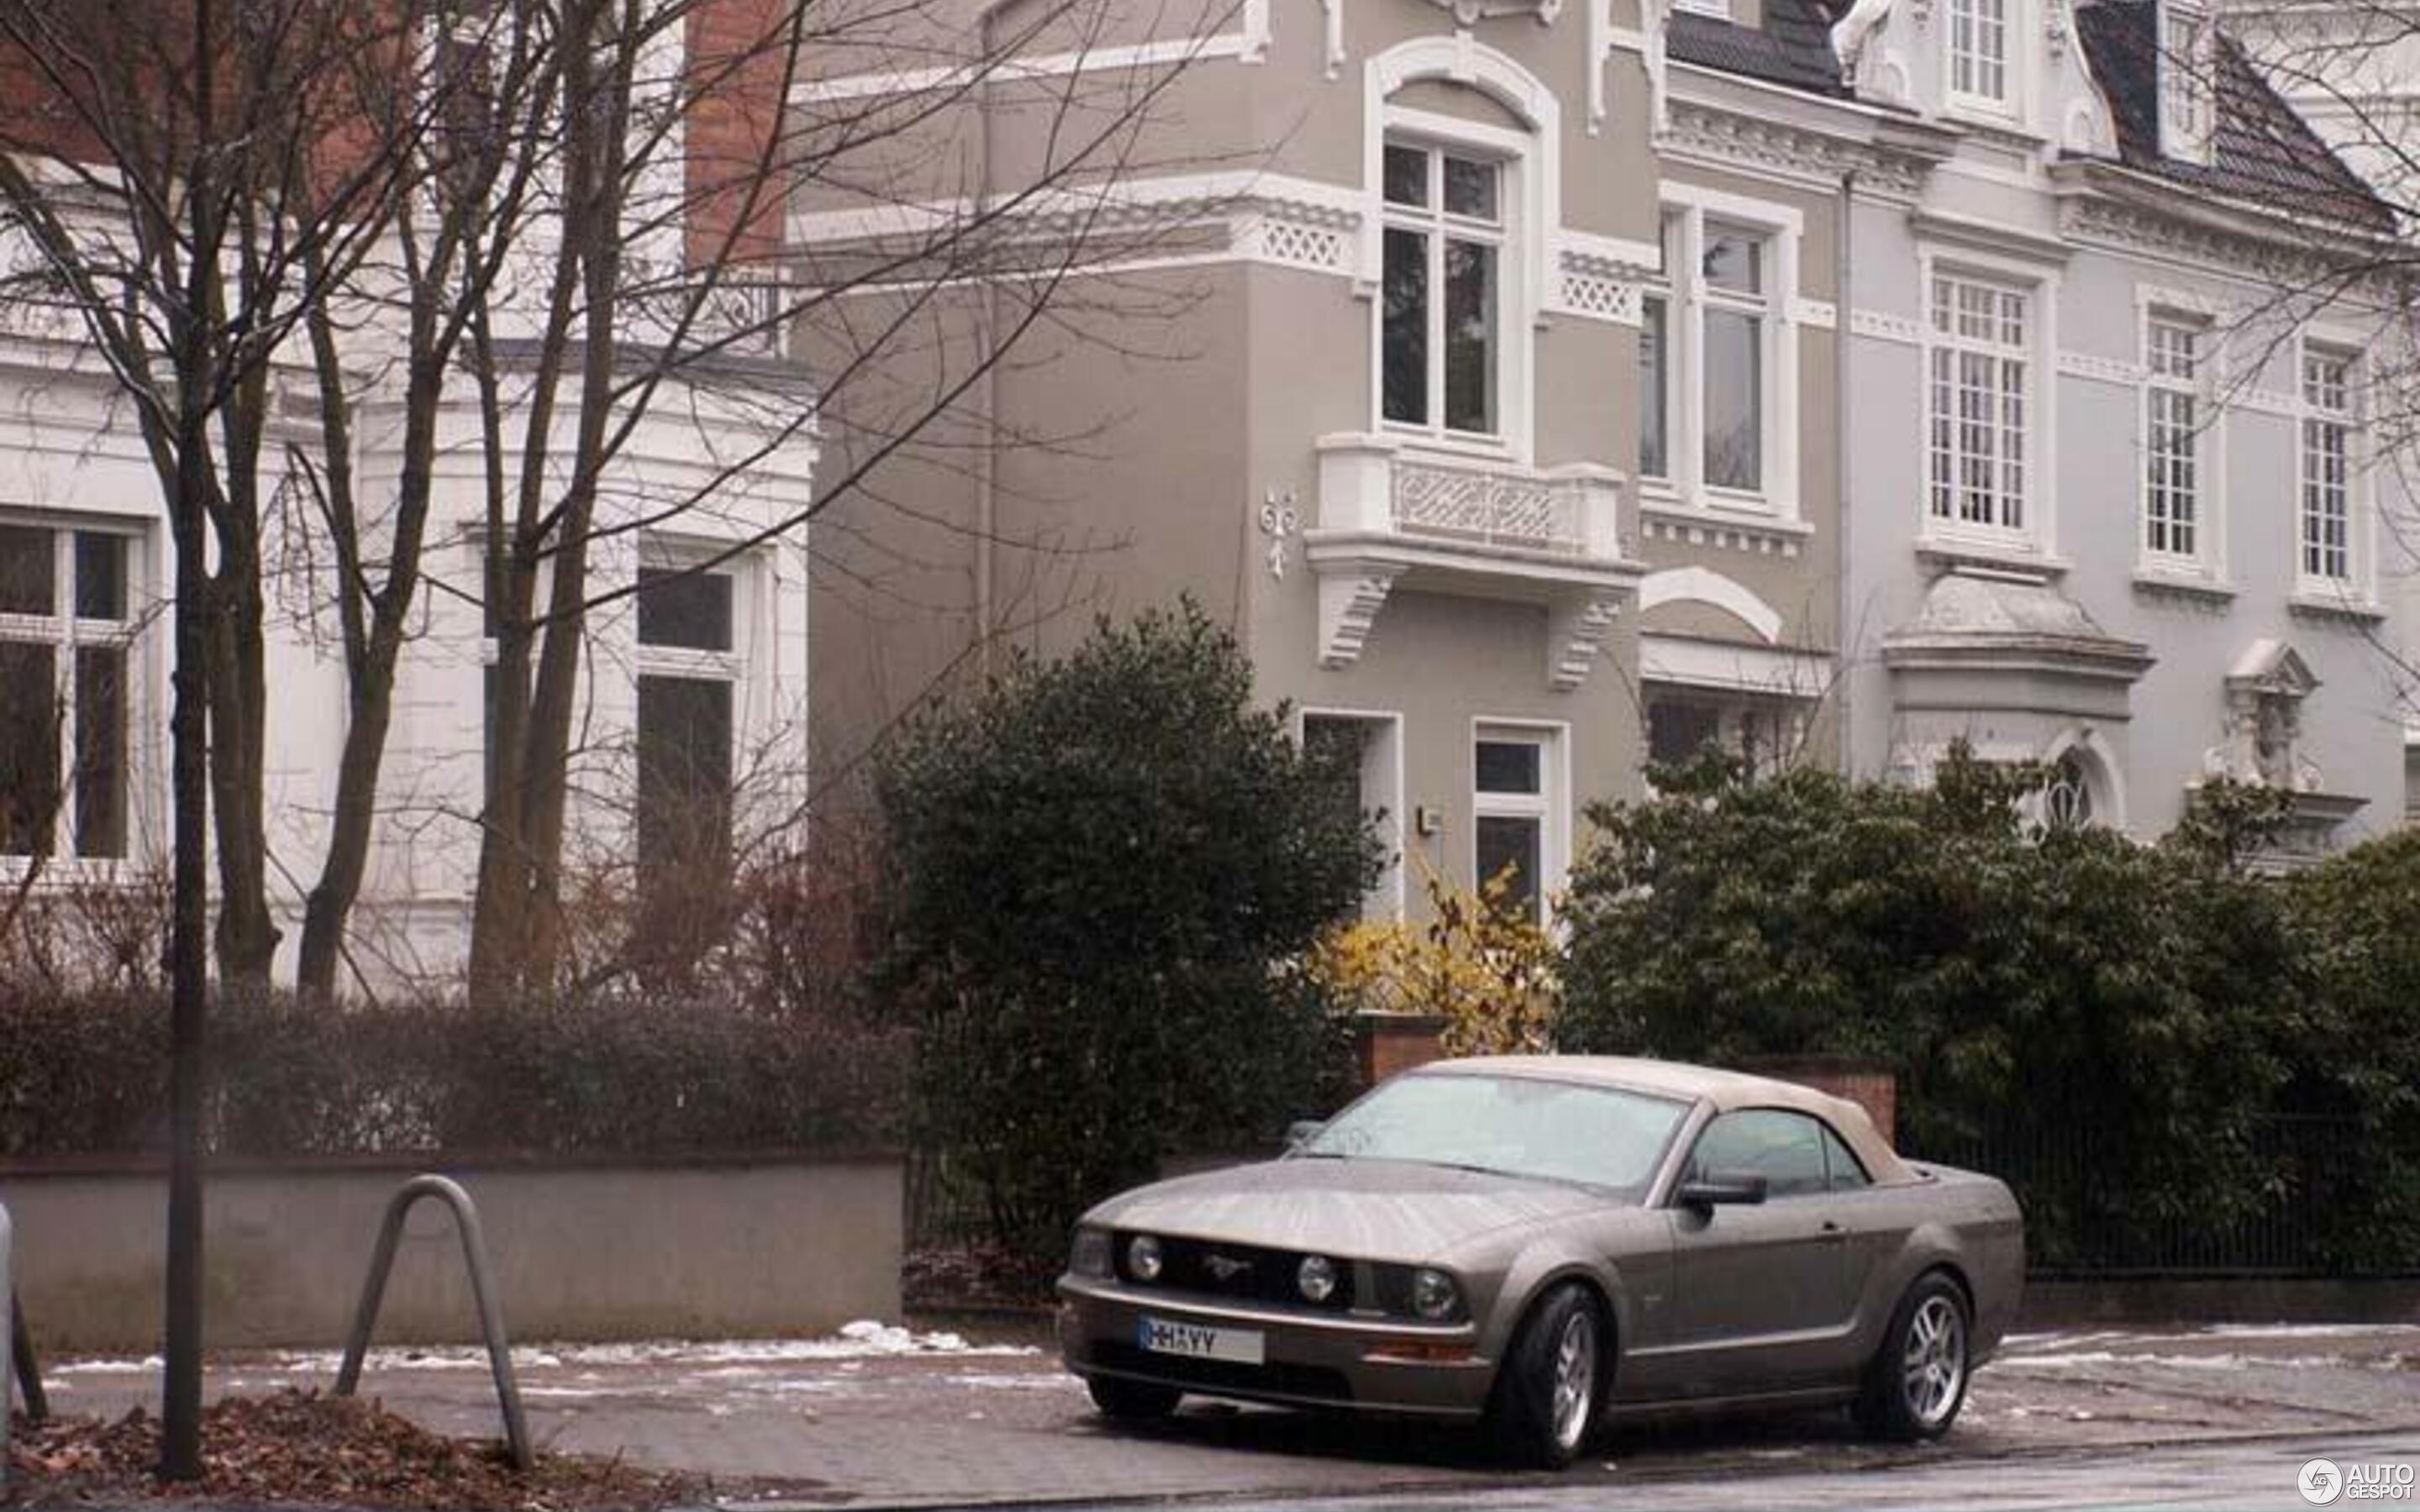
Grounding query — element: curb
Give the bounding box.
[702,1420,2420,1512]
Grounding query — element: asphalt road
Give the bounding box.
[37,1321,2420,1510]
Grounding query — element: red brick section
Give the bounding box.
[685,0,792,270]
[1354,1013,1450,1087]
[1742,1057,1899,1148]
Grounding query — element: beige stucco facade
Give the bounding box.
[797,0,1846,918]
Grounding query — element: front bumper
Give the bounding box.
[1056,1274,1497,1418]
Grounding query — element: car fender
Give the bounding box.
[1859,1215,1983,1355]
[1467,1236,1632,1368]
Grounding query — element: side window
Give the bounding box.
[1820,1123,1871,1192]
[1684,1110,1828,1199]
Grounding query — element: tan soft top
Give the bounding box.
[1415,1054,1917,1186]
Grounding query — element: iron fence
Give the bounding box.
[1905,1110,2418,1278]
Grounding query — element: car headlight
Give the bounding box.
[1069,1227,1112,1279]
[1411,1267,1460,1320]
[1297,1254,1338,1304]
[1127,1234,1164,1282]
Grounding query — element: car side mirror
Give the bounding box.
[1286,1119,1326,1150]
[1676,1169,1769,1210]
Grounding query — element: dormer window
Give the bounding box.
[2160,0,2216,163]
[1948,0,2012,111]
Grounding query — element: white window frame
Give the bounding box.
[1379,136,1510,448]
[1373,112,1535,459]
[1469,718,1568,929]
[2296,338,2365,595]
[0,514,149,878]
[1639,185,1802,521]
[1299,707,1406,921]
[2139,304,2223,578]
[1922,256,2049,552]
[1945,0,2019,117]
[632,538,757,872]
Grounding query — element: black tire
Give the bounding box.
[1086,1373,1181,1420]
[1854,1270,1972,1441]
[1483,1282,1604,1470]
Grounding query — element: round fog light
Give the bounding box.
[1128,1235,1164,1282]
[1297,1254,1338,1304]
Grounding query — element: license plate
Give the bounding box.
[1138,1315,1265,1365]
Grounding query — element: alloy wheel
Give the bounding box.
[1899,1292,1966,1428]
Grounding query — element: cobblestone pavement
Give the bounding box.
[33,1320,2420,1509]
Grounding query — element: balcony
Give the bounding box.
[1302,433,1642,690]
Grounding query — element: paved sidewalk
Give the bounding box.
[33,1320,2420,1509]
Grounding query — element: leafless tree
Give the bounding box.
[0,0,1227,1474]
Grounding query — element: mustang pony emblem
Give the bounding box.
[1203,1253,1252,1282]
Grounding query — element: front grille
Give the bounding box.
[1113,1232,1355,1312]
[1092,1341,1355,1403]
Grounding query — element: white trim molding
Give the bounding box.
[1639,565,1786,642]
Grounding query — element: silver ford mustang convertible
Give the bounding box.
[1056,1055,2024,1467]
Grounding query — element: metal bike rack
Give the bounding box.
[0,1201,38,1494]
[333,1174,532,1471]
[12,1287,45,1425]
[3,1201,12,1489]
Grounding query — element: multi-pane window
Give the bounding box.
[1701,225,1765,493]
[1381,142,1502,438]
[1474,727,1555,926]
[1639,210,1776,501]
[634,564,737,893]
[1949,0,2010,103]
[2301,347,2354,584]
[0,524,131,862]
[2144,316,2202,561]
[1928,273,2029,533]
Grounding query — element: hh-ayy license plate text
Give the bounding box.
[1138,1315,1265,1364]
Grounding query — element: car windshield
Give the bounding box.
[1297,1073,1688,1194]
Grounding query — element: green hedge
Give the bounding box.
[1558,747,2420,1273]
[0,987,909,1159]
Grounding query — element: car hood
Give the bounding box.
[1083,1157,1620,1260]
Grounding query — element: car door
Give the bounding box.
[1648,1109,1857,1398]
[1815,1117,1912,1372]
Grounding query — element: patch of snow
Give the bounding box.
[2196,1323,2420,1341]
[940,1373,1080,1391]
[2002,1349,2355,1371]
[52,1357,166,1374]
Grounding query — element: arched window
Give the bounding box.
[2044,752,2094,830]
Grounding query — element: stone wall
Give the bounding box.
[0,1152,902,1353]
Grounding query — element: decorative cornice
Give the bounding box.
[1849,308,1925,346]
[2056,351,2144,386]
[2052,165,2393,284]
[1661,98,1937,197]
[1639,500,1808,558]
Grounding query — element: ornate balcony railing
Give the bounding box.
[1303,433,1634,687]
[1391,454,1589,554]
